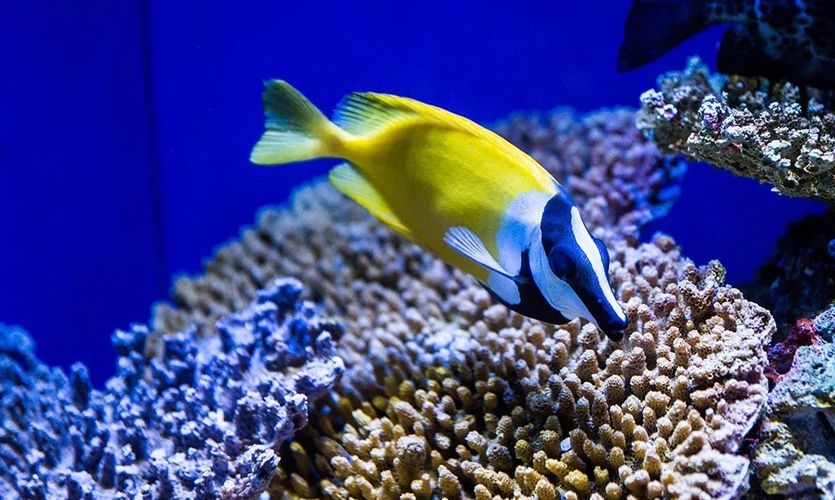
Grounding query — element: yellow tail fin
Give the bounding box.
[250,80,343,165]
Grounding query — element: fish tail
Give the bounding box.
[250,80,348,165]
[618,0,709,71]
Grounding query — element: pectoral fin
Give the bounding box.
[444,227,515,280]
[329,163,413,238]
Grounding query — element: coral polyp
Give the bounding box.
[279,236,771,499]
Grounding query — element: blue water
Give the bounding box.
[0,0,825,383]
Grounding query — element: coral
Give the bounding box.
[746,209,835,336]
[147,110,772,498]
[0,279,344,499]
[267,235,773,500]
[754,340,835,497]
[637,57,835,202]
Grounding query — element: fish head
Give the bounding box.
[533,193,629,340]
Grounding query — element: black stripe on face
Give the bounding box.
[508,250,572,325]
[481,249,571,325]
[569,254,628,337]
[540,193,628,339]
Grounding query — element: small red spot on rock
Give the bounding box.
[765,318,818,384]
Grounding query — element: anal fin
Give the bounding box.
[329,163,413,238]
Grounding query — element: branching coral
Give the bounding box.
[277,235,772,500]
[149,110,772,498]
[0,279,344,499]
[638,58,835,202]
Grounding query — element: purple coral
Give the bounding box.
[0,278,344,499]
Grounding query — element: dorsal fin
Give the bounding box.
[334,92,558,189]
[334,92,490,139]
[333,92,419,136]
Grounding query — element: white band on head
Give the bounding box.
[569,207,627,323]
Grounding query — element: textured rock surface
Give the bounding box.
[638,58,835,202]
[754,340,835,497]
[0,279,344,499]
[741,209,835,498]
[149,110,773,499]
[746,209,835,336]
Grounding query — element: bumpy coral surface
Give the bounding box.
[276,236,772,500]
[0,279,344,499]
[754,339,835,497]
[151,110,773,498]
[638,58,835,202]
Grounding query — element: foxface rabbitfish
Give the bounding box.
[249,80,630,340]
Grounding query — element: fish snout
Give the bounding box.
[601,315,629,342]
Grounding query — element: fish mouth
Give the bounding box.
[600,315,629,342]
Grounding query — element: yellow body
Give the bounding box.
[251,83,558,281]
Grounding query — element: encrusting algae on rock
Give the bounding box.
[638,58,835,202]
[149,109,776,498]
[754,340,835,497]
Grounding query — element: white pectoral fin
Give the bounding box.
[444,227,515,280]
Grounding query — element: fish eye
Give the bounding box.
[594,237,610,271]
[548,246,577,280]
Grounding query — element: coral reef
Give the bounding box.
[754,338,835,497]
[0,279,344,498]
[745,209,835,498]
[149,110,773,498]
[637,58,835,202]
[275,235,772,500]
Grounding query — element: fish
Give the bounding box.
[250,81,630,340]
[618,0,835,89]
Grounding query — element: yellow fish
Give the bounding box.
[251,81,629,339]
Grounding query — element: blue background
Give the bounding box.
[1,0,825,383]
